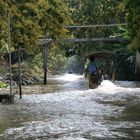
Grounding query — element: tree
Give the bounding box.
[64,0,126,56]
[118,0,140,52]
[0,0,72,52]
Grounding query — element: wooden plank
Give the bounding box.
[39,37,128,45]
[65,23,127,28]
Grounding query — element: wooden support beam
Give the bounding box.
[18,46,22,98]
[39,37,128,45]
[65,23,127,29]
[43,44,48,85]
[8,13,12,96]
[136,51,140,81]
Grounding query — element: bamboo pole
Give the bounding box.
[136,51,140,81]
[65,23,127,28]
[43,44,48,85]
[39,37,128,45]
[8,13,12,96]
[18,46,22,98]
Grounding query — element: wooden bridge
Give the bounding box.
[39,37,128,45]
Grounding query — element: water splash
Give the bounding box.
[97,80,119,94]
[97,80,140,95]
[99,80,117,88]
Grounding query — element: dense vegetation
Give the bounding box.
[0,0,72,78]
[64,0,138,80]
[0,0,140,85]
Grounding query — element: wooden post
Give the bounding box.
[8,13,12,96]
[111,68,116,82]
[18,46,22,98]
[110,61,115,82]
[43,44,48,85]
[136,51,140,81]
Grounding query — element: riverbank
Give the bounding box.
[0,79,61,96]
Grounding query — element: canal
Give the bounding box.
[0,74,140,140]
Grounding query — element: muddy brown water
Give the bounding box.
[0,74,140,140]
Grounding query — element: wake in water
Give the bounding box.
[0,74,140,140]
[53,74,140,95]
[97,80,140,95]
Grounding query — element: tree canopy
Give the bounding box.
[118,0,140,52]
[0,0,72,52]
[63,0,127,57]
[0,0,139,79]
[1,0,140,53]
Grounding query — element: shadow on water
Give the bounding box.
[0,74,140,140]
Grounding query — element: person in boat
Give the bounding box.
[84,56,98,89]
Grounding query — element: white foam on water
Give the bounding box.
[1,74,140,140]
[97,80,140,95]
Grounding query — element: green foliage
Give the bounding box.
[63,0,137,80]
[0,0,138,79]
[0,81,7,88]
[118,0,140,51]
[64,0,126,57]
[0,0,72,52]
[0,0,72,75]
[27,52,43,74]
[114,49,136,80]
[40,0,72,39]
[48,44,68,74]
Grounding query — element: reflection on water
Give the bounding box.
[54,74,82,82]
[0,74,140,140]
